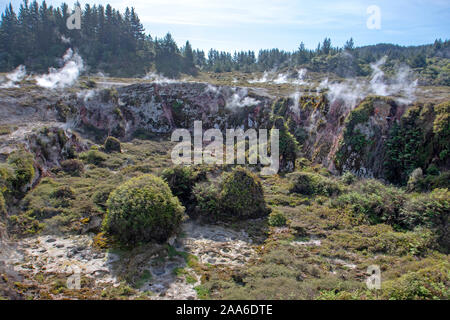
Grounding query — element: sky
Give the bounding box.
[1,0,449,52]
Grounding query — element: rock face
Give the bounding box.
[1,81,445,179]
[333,97,406,177]
[0,124,88,192]
[26,126,88,175]
[70,83,273,140]
[268,93,449,180]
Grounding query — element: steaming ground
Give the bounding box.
[35,49,84,89]
[0,55,425,122]
[246,57,419,114]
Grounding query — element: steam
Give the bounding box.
[225,87,259,110]
[273,73,289,84]
[60,35,71,44]
[249,69,307,85]
[289,92,302,116]
[77,89,97,102]
[369,56,388,95]
[0,65,27,88]
[318,56,418,109]
[35,49,84,89]
[143,72,178,84]
[248,71,270,84]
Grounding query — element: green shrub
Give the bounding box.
[382,262,450,299]
[407,170,450,192]
[104,136,121,153]
[219,167,269,219]
[7,150,35,195]
[401,188,449,251]
[433,101,450,162]
[333,179,406,226]
[60,159,84,176]
[428,171,450,189]
[272,116,298,172]
[192,182,220,222]
[289,172,342,196]
[104,174,184,244]
[268,209,287,227]
[407,168,424,192]
[426,164,440,176]
[92,184,116,210]
[161,166,197,205]
[51,186,75,199]
[0,191,6,216]
[384,103,438,185]
[341,171,357,185]
[80,149,107,165]
[0,125,16,136]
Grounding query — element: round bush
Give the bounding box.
[161,166,197,205]
[7,150,35,194]
[81,149,107,165]
[220,167,269,219]
[192,182,220,222]
[268,209,287,227]
[289,172,342,196]
[105,174,184,244]
[104,136,121,153]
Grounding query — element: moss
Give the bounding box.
[194,285,210,300]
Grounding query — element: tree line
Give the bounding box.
[1,1,449,80]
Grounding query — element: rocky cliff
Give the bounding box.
[0,81,448,183]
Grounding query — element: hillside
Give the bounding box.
[0,66,448,299]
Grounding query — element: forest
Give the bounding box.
[0,1,449,83]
